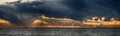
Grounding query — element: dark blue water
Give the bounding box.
[0,28,120,36]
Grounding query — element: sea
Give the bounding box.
[0,28,120,36]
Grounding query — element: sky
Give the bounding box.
[0,0,120,25]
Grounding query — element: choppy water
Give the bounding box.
[0,28,120,36]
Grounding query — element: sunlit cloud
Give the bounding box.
[30,15,120,28]
[0,19,11,26]
[0,0,18,2]
[0,0,18,5]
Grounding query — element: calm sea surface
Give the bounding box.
[0,28,120,36]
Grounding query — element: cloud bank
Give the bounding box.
[0,0,119,25]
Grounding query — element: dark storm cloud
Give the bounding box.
[41,0,120,20]
[70,0,120,20]
[0,0,120,25]
[0,1,43,25]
